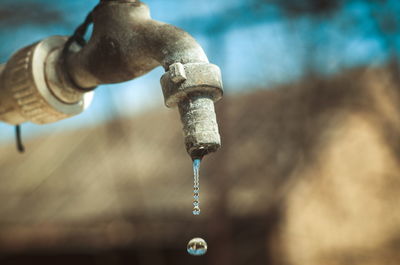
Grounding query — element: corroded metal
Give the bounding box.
[65,1,209,88]
[0,0,223,158]
[65,1,223,158]
[161,63,223,157]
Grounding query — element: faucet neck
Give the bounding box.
[65,0,208,88]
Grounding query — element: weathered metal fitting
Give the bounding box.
[160,63,223,108]
[160,62,223,158]
[178,96,221,159]
[169,62,187,84]
[60,0,223,160]
[0,36,93,125]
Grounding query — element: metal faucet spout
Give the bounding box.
[65,0,223,158]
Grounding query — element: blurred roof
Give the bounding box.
[0,64,398,253]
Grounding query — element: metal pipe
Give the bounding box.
[66,1,209,88]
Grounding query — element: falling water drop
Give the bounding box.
[187,159,207,255]
[187,237,208,256]
[192,206,200,215]
[192,158,201,215]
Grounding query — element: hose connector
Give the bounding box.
[161,62,223,159]
[0,36,94,125]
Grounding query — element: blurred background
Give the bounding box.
[0,0,400,264]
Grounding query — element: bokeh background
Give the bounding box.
[0,0,400,264]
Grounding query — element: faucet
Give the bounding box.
[0,0,223,159]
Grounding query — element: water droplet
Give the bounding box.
[192,158,202,215]
[192,206,200,215]
[187,237,207,256]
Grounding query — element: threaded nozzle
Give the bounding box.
[178,94,221,159]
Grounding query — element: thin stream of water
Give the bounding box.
[187,159,208,256]
[192,158,201,215]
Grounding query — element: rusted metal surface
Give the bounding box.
[161,62,223,157]
[0,0,223,158]
[66,2,209,87]
[66,0,223,158]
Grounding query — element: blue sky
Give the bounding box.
[0,0,398,142]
